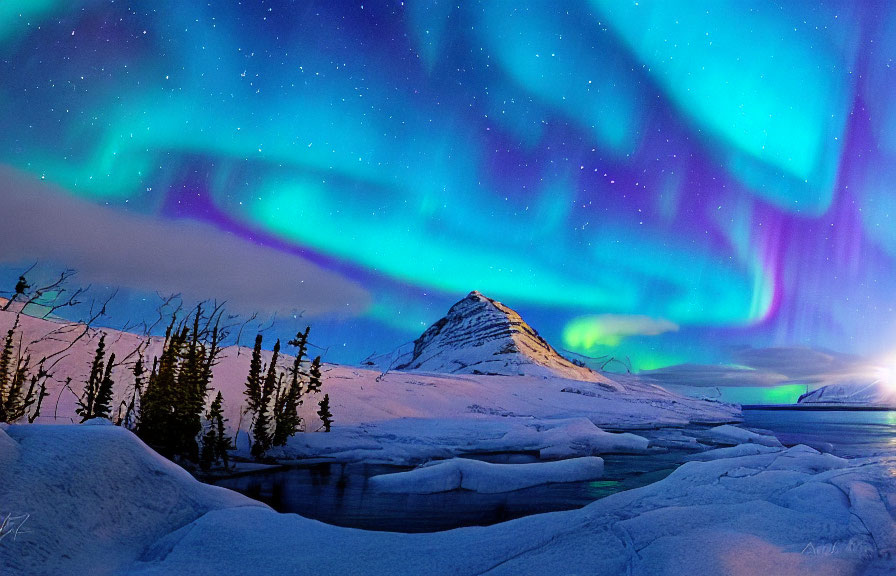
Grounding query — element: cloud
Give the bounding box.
[729,346,867,380]
[640,363,789,388]
[564,314,678,348]
[642,346,879,389]
[0,165,371,317]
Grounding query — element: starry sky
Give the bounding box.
[2,1,896,376]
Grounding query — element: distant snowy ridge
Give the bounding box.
[797,379,896,406]
[395,290,609,383]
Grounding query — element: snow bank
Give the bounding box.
[369,456,604,494]
[0,424,264,576]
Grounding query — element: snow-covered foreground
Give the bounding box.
[3,423,896,576]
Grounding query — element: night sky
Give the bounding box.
[2,1,895,374]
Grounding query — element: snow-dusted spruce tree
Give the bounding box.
[137,304,225,462]
[307,356,323,394]
[272,327,310,446]
[137,323,181,453]
[76,334,116,422]
[251,339,280,458]
[243,334,264,420]
[0,320,57,425]
[317,394,333,432]
[0,319,50,424]
[117,357,145,429]
[246,327,327,458]
[1,349,33,423]
[200,391,232,470]
[0,325,16,422]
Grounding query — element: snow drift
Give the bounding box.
[0,424,264,576]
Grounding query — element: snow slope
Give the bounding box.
[394,290,607,382]
[0,423,264,576]
[4,423,895,576]
[0,302,739,463]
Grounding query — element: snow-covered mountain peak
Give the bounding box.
[395,291,607,382]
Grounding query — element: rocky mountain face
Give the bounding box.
[395,291,606,382]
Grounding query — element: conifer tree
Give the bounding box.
[137,305,226,462]
[317,393,333,432]
[272,372,301,446]
[244,334,264,416]
[200,391,231,470]
[93,352,116,420]
[0,325,15,422]
[4,353,30,422]
[24,360,49,423]
[251,340,280,458]
[272,330,310,446]
[77,335,109,422]
[120,357,144,429]
[137,321,181,454]
[213,391,232,468]
[199,423,216,471]
[307,356,323,394]
[288,327,310,367]
[175,308,213,461]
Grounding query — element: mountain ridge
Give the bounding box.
[395,291,610,383]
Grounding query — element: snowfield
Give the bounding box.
[0,302,740,466]
[3,424,896,576]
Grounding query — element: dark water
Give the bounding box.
[211,450,689,533]
[743,408,896,458]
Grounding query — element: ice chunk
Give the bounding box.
[700,424,783,447]
[369,456,604,494]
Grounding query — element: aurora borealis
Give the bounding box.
[2,1,896,372]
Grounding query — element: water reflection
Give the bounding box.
[743,410,896,458]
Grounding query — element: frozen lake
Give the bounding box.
[212,410,896,532]
[210,449,690,532]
